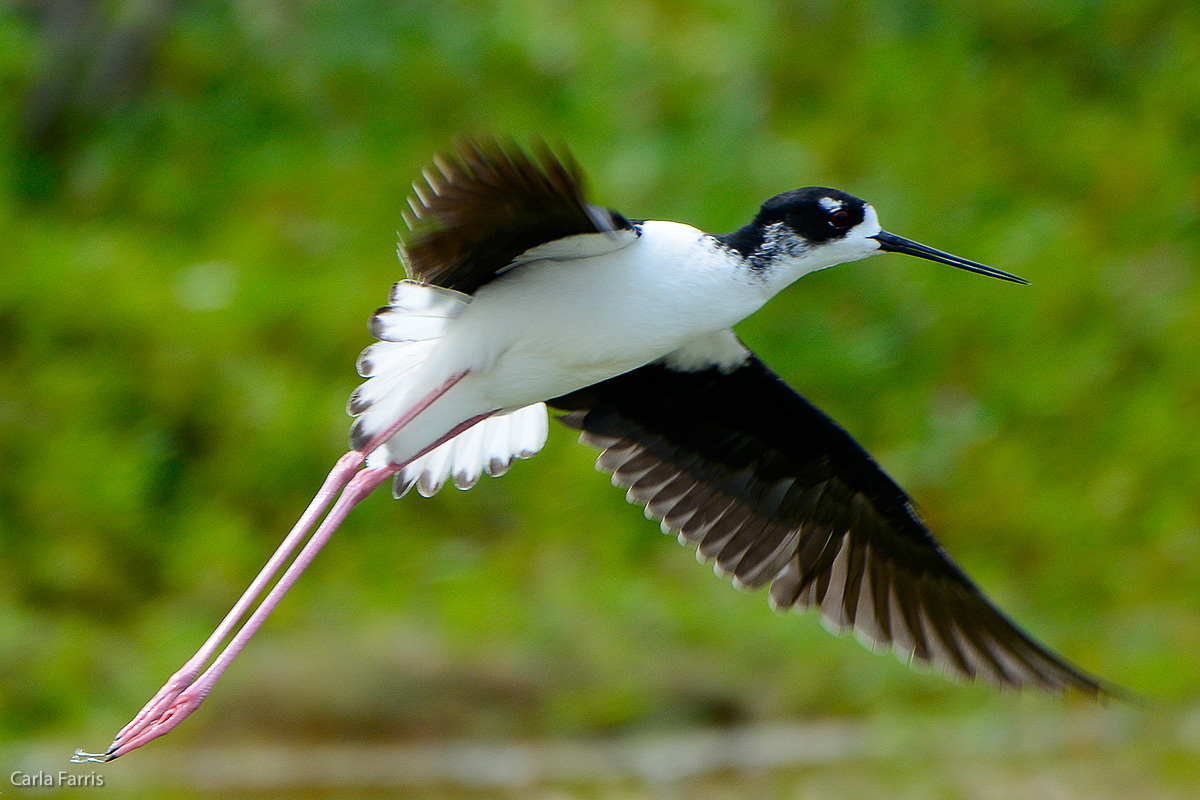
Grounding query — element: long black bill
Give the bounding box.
[871,231,1029,285]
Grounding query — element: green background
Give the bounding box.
[1,1,1197,797]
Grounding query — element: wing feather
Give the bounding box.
[402,138,639,294]
[551,348,1115,696]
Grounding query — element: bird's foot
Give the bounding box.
[72,673,206,762]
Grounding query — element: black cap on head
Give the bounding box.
[757,188,868,243]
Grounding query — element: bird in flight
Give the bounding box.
[77,138,1111,762]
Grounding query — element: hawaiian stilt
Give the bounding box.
[75,139,1113,762]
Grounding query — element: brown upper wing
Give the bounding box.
[402,138,638,295]
[550,352,1114,696]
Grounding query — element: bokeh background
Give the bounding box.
[2,1,1199,797]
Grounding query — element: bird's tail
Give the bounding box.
[348,279,472,438]
[348,279,548,497]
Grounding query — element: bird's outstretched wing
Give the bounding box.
[550,337,1111,695]
[402,138,639,295]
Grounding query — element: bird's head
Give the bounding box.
[725,187,1027,286]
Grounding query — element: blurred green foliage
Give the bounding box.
[0,0,1198,791]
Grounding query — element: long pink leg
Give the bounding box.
[74,373,476,762]
[102,451,364,745]
[98,461,401,759]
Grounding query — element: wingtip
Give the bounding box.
[1073,672,1142,705]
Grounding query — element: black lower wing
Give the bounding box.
[550,354,1111,695]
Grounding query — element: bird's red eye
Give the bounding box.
[829,208,851,228]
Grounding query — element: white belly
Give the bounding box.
[367,221,768,466]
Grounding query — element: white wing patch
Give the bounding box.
[392,402,550,498]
